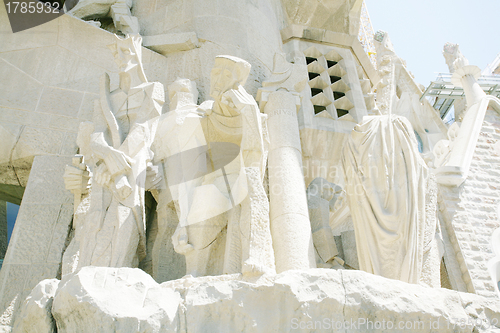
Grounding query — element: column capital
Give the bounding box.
[256,53,307,112]
[257,89,302,113]
[450,65,481,88]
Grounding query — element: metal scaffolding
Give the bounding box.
[421,73,500,119]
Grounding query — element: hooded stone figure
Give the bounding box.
[341,114,428,283]
[153,56,272,277]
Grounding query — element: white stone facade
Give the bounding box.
[1,0,500,332]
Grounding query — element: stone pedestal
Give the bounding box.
[263,91,316,273]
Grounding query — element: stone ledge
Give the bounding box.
[142,32,199,55]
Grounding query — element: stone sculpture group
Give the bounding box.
[63,35,276,278]
[60,33,439,287]
[9,23,500,333]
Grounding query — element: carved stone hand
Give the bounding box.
[104,148,133,176]
[222,86,257,112]
[63,165,90,192]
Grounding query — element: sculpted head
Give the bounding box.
[210,55,251,99]
[168,78,198,110]
[443,42,466,72]
[108,34,147,82]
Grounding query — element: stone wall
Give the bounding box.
[439,107,500,299]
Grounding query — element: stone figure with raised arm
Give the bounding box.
[154,56,274,276]
[64,34,164,270]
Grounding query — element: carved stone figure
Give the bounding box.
[341,115,428,284]
[443,43,467,121]
[64,34,164,270]
[155,57,273,277]
[434,54,497,186]
[69,0,139,35]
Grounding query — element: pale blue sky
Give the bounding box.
[365,0,500,87]
[6,202,18,243]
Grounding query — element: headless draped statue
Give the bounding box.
[341,115,428,283]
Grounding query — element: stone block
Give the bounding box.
[342,269,469,331]
[18,156,73,205]
[0,59,43,112]
[164,0,188,31]
[11,127,66,161]
[36,87,84,117]
[46,204,73,263]
[47,115,81,133]
[5,204,60,264]
[17,267,500,332]
[194,16,247,50]
[0,263,30,324]
[0,108,51,130]
[137,6,168,36]
[76,93,98,121]
[59,132,79,156]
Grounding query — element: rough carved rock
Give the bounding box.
[52,267,181,332]
[18,267,500,332]
[12,279,59,333]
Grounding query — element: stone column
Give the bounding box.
[450,63,485,107]
[261,90,316,273]
[443,43,467,120]
[436,60,489,186]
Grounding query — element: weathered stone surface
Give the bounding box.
[52,267,181,333]
[19,267,500,333]
[12,279,59,333]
